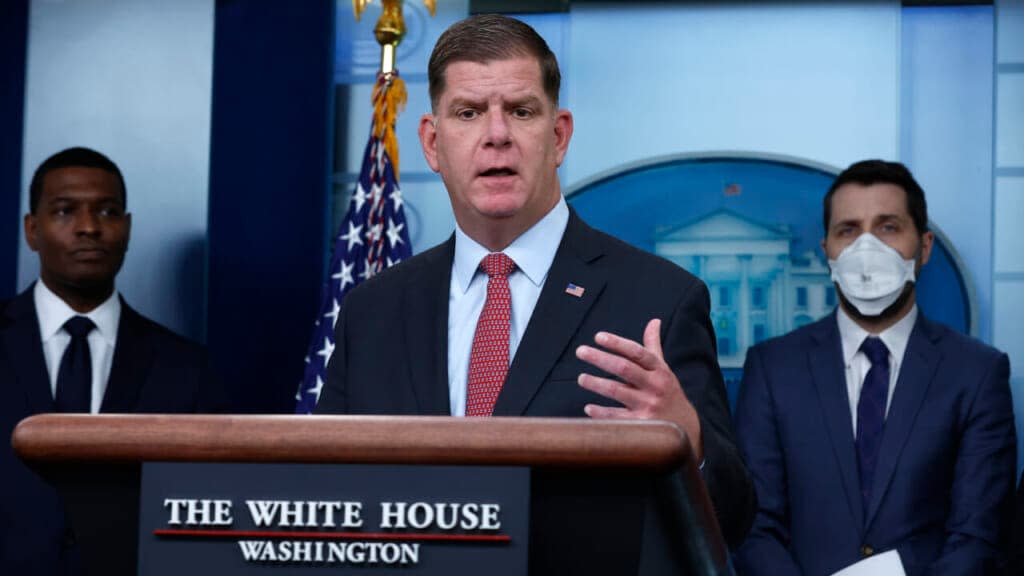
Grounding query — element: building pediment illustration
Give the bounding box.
[655,209,792,257]
[660,208,789,241]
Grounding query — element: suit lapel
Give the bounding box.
[864,315,940,528]
[402,238,453,415]
[808,314,865,530]
[2,287,55,413]
[101,300,152,412]
[493,212,605,416]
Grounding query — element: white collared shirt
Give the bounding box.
[34,280,121,413]
[447,197,570,416]
[836,304,917,436]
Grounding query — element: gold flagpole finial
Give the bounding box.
[352,0,436,77]
[375,0,404,76]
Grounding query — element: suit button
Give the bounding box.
[860,545,874,557]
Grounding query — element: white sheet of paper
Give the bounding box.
[831,550,905,576]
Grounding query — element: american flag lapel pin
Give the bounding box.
[565,283,585,298]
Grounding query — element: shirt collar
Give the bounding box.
[452,196,569,293]
[34,280,121,346]
[837,303,918,364]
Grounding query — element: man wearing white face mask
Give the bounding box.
[733,160,1016,576]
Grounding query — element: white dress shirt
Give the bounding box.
[34,280,121,413]
[447,197,569,416]
[836,304,917,435]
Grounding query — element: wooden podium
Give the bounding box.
[13,414,731,575]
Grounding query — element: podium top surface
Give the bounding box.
[13,414,691,470]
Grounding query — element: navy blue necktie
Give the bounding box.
[54,316,96,413]
[855,336,889,514]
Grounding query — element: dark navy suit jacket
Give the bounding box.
[733,312,1016,576]
[316,210,756,571]
[0,285,227,574]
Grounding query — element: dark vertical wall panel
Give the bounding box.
[1,0,29,298]
[208,0,333,412]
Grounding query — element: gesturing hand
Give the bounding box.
[575,318,704,461]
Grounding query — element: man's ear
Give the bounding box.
[553,109,573,167]
[418,114,440,173]
[918,230,934,267]
[124,212,132,251]
[24,213,38,252]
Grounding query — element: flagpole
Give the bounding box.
[294,0,430,413]
[361,0,436,178]
[369,0,408,179]
[374,0,403,76]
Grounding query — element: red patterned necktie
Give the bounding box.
[465,253,516,416]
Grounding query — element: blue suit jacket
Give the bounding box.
[733,311,1016,576]
[0,285,228,575]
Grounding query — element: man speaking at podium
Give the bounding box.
[0,147,227,574]
[315,13,755,558]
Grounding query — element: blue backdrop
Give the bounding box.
[0,0,28,298]
[206,0,335,412]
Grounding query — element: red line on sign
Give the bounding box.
[153,529,511,542]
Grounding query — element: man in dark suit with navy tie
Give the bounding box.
[733,160,1016,575]
[315,14,755,571]
[0,147,227,573]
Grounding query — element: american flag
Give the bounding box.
[564,283,585,298]
[295,73,412,413]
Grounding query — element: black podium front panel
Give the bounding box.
[138,462,529,575]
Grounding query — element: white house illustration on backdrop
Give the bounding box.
[654,209,835,369]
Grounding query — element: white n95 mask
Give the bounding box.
[828,233,916,316]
